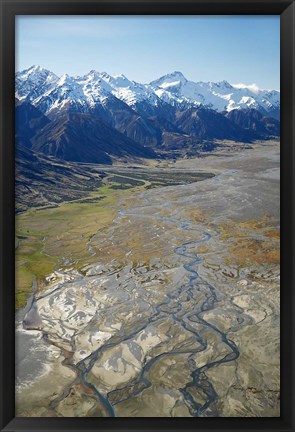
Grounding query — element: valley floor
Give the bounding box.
[15,141,280,417]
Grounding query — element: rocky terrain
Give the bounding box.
[15,67,280,165]
[15,141,280,417]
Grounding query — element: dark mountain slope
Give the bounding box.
[174,107,253,142]
[89,97,162,148]
[15,99,50,147]
[31,112,157,164]
[15,144,107,212]
[225,109,280,139]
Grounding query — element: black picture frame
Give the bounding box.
[0,0,294,431]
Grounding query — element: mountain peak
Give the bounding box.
[219,80,232,88]
[170,71,186,79]
[99,71,111,79]
[57,74,71,86]
[16,65,56,78]
[159,71,187,82]
[87,69,100,77]
[28,65,43,73]
[107,73,134,89]
[150,71,187,89]
[15,66,59,102]
[16,65,280,119]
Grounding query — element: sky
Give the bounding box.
[16,15,280,90]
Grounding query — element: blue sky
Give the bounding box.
[16,15,280,89]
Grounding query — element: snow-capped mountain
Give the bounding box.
[94,72,160,108]
[33,73,90,114]
[16,66,280,118]
[15,66,280,165]
[16,65,59,102]
[150,71,280,116]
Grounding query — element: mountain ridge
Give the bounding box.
[16,66,280,119]
[15,66,280,165]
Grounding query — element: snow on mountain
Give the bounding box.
[150,72,280,114]
[15,65,59,102]
[32,73,89,114]
[76,70,159,110]
[76,71,114,106]
[94,72,161,107]
[15,66,280,117]
[151,71,187,88]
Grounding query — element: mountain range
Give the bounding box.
[16,66,280,165]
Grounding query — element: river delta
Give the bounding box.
[15,141,280,417]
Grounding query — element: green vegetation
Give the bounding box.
[15,183,120,309]
[16,168,213,309]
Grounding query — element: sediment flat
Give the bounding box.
[15,141,280,417]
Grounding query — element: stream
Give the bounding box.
[75,193,240,417]
[20,184,240,417]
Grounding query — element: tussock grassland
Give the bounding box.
[16,169,212,309]
[15,184,120,309]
